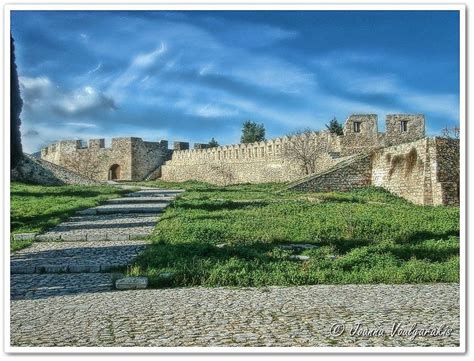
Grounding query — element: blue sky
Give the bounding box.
[11,10,460,153]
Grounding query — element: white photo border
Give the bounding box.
[2,0,466,354]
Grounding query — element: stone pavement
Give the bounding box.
[10,284,459,347]
[11,187,183,276]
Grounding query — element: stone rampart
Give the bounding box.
[37,113,460,206]
[160,132,342,184]
[371,137,459,205]
[41,137,169,181]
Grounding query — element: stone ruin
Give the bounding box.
[40,114,460,206]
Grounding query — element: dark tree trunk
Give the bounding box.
[11,34,23,169]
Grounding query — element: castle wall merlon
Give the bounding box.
[385,114,425,147]
[174,141,189,150]
[343,114,378,136]
[89,138,105,149]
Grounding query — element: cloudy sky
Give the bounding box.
[11,10,460,153]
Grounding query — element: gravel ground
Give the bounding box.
[10,283,459,347]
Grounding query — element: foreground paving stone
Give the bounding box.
[289,255,310,261]
[11,273,117,300]
[13,233,37,241]
[10,284,459,347]
[115,277,148,290]
[278,243,318,250]
[11,241,149,274]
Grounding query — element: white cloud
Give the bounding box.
[79,33,89,43]
[193,104,239,118]
[199,64,214,76]
[19,76,53,101]
[344,74,399,95]
[65,121,98,128]
[20,76,116,119]
[202,17,298,48]
[311,56,459,123]
[132,42,167,67]
[53,86,116,116]
[20,76,52,89]
[108,42,168,98]
[400,93,459,120]
[87,62,102,74]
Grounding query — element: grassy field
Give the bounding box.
[128,181,460,287]
[10,182,130,251]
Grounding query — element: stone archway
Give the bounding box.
[108,164,121,180]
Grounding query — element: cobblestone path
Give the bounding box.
[10,284,459,347]
[10,186,182,283]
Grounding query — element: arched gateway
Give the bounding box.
[108,164,121,180]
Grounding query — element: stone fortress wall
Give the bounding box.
[41,137,170,181]
[161,131,341,184]
[370,137,459,205]
[160,114,427,184]
[41,113,460,205]
[290,136,459,206]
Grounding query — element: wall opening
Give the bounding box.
[108,164,121,180]
[400,121,408,132]
[353,121,361,133]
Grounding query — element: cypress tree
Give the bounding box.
[11,34,23,169]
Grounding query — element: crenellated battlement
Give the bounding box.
[168,131,340,164]
[41,137,171,181]
[36,112,458,205]
[41,137,169,156]
[40,113,426,183]
[168,113,425,164]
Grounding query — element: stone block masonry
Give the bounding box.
[161,132,342,185]
[290,137,459,206]
[289,154,372,193]
[39,113,459,205]
[160,113,426,186]
[41,137,171,181]
[371,137,459,206]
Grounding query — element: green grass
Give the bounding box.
[10,182,130,251]
[128,181,460,287]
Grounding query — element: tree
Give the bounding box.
[441,126,460,140]
[282,129,329,175]
[240,120,265,144]
[62,151,109,180]
[11,34,23,169]
[208,137,219,148]
[325,117,343,136]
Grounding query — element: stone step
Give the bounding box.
[125,189,184,198]
[35,232,153,242]
[76,203,169,215]
[30,213,161,242]
[105,196,175,204]
[32,213,160,242]
[10,240,148,274]
[124,193,179,199]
